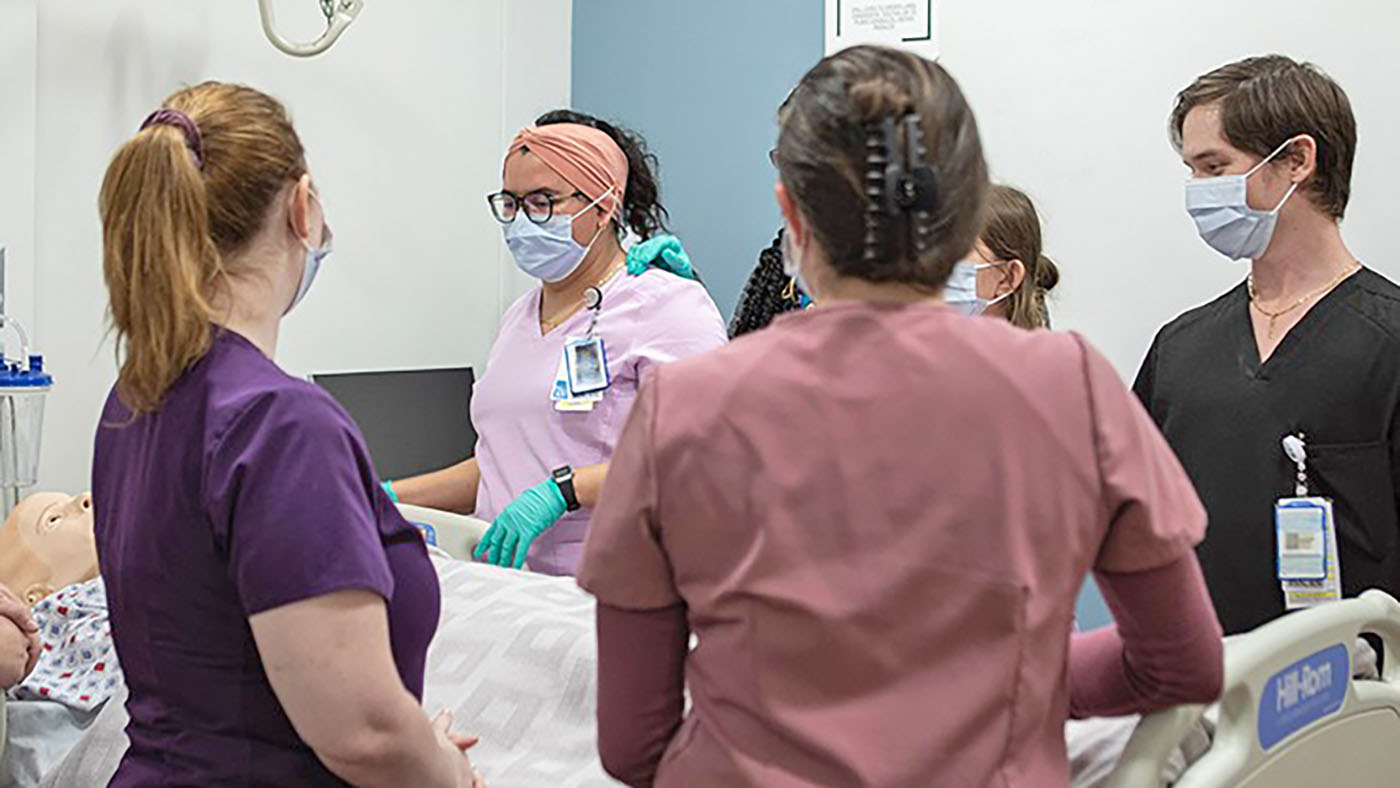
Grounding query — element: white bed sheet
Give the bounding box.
[20,553,1236,787]
[1,695,109,788]
[21,557,618,788]
[423,554,616,787]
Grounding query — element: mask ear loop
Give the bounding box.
[975,261,1018,306]
[1244,135,1308,212]
[568,186,616,230]
[568,185,619,264]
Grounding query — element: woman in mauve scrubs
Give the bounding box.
[578,46,1225,788]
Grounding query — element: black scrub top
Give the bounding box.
[1134,268,1400,634]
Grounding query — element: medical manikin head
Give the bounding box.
[0,492,98,606]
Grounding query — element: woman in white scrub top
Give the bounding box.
[388,110,727,576]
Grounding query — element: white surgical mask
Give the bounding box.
[504,190,612,283]
[287,192,332,315]
[1185,136,1304,262]
[944,260,1012,316]
[780,225,814,301]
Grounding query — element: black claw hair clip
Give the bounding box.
[862,113,941,262]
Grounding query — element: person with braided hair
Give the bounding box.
[728,230,807,338]
[577,46,1221,787]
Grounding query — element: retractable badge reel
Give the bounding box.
[1276,433,1342,608]
[565,286,610,397]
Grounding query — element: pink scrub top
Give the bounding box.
[472,268,727,575]
[578,300,1208,787]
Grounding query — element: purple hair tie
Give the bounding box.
[139,108,205,170]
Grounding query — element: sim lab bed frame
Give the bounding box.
[1107,589,1400,787]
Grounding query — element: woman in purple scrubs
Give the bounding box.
[92,83,481,787]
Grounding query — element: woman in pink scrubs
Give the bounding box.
[389,111,727,575]
[578,47,1224,787]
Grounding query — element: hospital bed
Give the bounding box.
[1106,589,1400,788]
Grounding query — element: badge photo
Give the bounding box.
[566,337,610,396]
[1276,499,1328,581]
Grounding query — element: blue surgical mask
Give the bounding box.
[944,260,1012,316]
[505,190,612,283]
[287,193,332,315]
[1185,136,1304,261]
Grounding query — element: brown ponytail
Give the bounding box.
[980,184,1060,330]
[99,82,306,414]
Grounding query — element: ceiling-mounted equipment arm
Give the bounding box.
[259,0,365,57]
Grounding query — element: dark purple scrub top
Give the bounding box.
[93,329,440,787]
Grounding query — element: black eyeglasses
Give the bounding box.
[486,189,586,225]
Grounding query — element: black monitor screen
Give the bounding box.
[312,367,476,480]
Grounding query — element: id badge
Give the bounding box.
[1276,498,1328,581]
[565,336,610,396]
[551,342,603,411]
[1277,496,1341,610]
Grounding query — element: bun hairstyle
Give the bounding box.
[730,230,805,338]
[100,81,307,414]
[773,45,987,291]
[536,109,670,241]
[980,184,1060,330]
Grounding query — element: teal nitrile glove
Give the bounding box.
[625,234,697,281]
[381,480,399,503]
[473,479,569,569]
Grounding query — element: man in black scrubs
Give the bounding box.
[1135,55,1400,635]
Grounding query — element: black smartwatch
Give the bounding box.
[552,466,582,512]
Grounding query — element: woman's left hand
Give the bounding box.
[473,479,569,569]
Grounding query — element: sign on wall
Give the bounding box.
[824,0,937,60]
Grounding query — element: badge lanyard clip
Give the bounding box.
[582,286,603,339]
[1283,433,1309,497]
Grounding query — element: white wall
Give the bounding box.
[0,1,38,345]
[3,0,571,492]
[937,0,1400,377]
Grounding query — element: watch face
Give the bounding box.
[553,467,572,482]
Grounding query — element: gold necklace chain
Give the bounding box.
[540,261,626,333]
[1247,263,1360,339]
